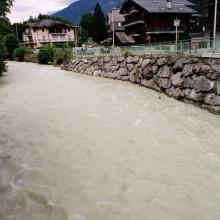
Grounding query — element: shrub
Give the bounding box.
[13,47,28,61]
[5,34,18,59]
[0,40,8,75]
[54,49,72,65]
[38,45,54,64]
[24,53,38,63]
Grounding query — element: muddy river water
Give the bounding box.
[0,62,220,220]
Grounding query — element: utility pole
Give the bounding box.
[15,23,19,42]
[213,0,218,49]
[174,18,180,51]
[112,8,116,49]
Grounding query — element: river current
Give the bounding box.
[0,62,220,220]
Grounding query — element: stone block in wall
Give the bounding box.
[165,87,184,99]
[142,66,154,79]
[214,81,220,95]
[103,63,111,72]
[173,59,184,71]
[200,64,212,74]
[206,71,220,80]
[167,56,178,65]
[127,64,134,72]
[202,105,220,114]
[120,61,127,68]
[157,65,173,78]
[110,57,118,66]
[117,56,125,62]
[133,56,140,64]
[158,78,172,89]
[129,71,135,83]
[141,59,150,69]
[126,56,133,64]
[97,57,104,66]
[137,57,143,68]
[93,70,101,77]
[121,76,129,81]
[170,72,184,87]
[92,57,98,63]
[110,72,118,79]
[156,57,167,66]
[182,64,193,77]
[184,89,204,102]
[118,67,128,76]
[193,64,201,74]
[204,94,220,106]
[111,65,119,72]
[141,79,155,90]
[183,77,194,88]
[104,56,111,63]
[193,76,214,92]
[152,65,158,74]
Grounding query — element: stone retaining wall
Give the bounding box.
[63,54,220,114]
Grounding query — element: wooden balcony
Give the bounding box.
[122,20,145,28]
[146,27,183,34]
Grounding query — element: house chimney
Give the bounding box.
[167,0,172,9]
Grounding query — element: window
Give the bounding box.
[204,8,209,18]
[118,22,121,27]
[42,28,45,32]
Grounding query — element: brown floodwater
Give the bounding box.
[0,61,220,220]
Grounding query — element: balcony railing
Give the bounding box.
[122,19,145,28]
[146,27,183,34]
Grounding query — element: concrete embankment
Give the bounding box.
[63,55,220,114]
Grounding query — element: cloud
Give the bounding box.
[8,0,75,23]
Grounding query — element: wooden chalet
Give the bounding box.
[120,0,198,44]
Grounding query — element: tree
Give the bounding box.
[0,0,14,18]
[80,13,94,38]
[0,40,7,75]
[92,2,108,44]
[0,0,14,75]
[80,28,89,44]
[5,34,18,59]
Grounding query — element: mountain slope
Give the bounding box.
[53,0,124,24]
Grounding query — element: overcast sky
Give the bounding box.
[8,0,75,23]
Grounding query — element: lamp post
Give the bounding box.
[112,8,116,49]
[174,18,180,50]
[213,0,218,49]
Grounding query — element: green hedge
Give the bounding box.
[0,40,8,75]
[13,47,31,62]
[38,45,54,64]
[54,49,72,65]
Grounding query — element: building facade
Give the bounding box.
[120,0,199,44]
[22,19,77,48]
[105,9,136,45]
[202,0,220,47]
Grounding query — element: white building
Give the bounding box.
[22,19,77,48]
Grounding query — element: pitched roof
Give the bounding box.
[108,9,125,23]
[123,0,197,14]
[26,19,75,29]
[107,9,125,31]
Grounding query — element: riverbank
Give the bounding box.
[63,54,220,114]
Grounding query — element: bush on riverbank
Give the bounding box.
[0,40,8,75]
[13,47,31,62]
[5,34,18,60]
[54,49,72,65]
[38,45,54,64]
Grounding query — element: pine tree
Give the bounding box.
[92,2,108,44]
